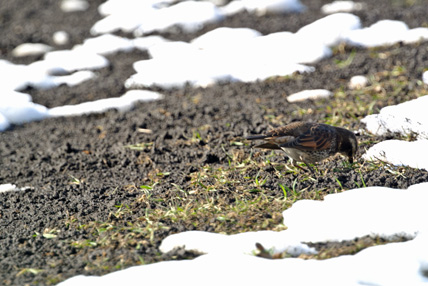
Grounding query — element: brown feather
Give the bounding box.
[254,143,282,150]
[280,123,333,151]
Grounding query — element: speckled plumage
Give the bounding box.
[246,121,358,172]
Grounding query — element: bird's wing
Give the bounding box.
[280,124,333,151]
[246,123,302,147]
[246,125,296,141]
[263,125,294,137]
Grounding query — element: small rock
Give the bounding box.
[321,1,364,14]
[348,75,368,89]
[60,0,89,12]
[287,89,332,103]
[53,31,70,45]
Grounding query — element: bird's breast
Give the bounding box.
[281,147,331,163]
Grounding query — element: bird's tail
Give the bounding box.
[245,135,267,140]
[253,143,282,150]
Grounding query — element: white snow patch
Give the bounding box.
[58,239,428,286]
[321,1,364,14]
[361,95,428,139]
[0,184,17,193]
[145,41,201,59]
[0,61,97,91]
[12,43,53,57]
[91,7,154,35]
[0,91,35,129]
[0,101,49,124]
[97,0,174,17]
[296,13,361,47]
[283,184,428,242]
[219,0,247,16]
[125,52,315,89]
[0,113,10,131]
[76,34,134,55]
[160,230,316,256]
[239,0,306,16]
[132,36,170,51]
[0,91,32,103]
[287,89,332,102]
[344,20,408,47]
[344,20,428,47]
[92,1,224,36]
[0,60,59,90]
[424,71,428,85]
[125,27,336,89]
[403,27,428,44]
[217,0,306,17]
[125,56,231,89]
[190,27,262,50]
[133,1,224,36]
[43,50,109,73]
[51,70,96,87]
[93,0,305,35]
[0,60,37,91]
[48,90,163,117]
[250,31,332,64]
[363,140,428,171]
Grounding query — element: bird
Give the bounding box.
[245,121,357,173]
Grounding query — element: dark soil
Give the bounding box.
[1,0,428,285]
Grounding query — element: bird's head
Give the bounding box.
[336,127,358,164]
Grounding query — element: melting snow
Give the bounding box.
[363,140,428,171]
[48,90,163,117]
[321,1,364,14]
[361,95,428,139]
[58,183,428,286]
[344,20,428,47]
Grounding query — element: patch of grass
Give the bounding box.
[16,268,44,276]
[335,49,356,68]
[32,228,60,239]
[60,150,304,267]
[68,174,84,185]
[51,55,428,280]
[289,64,428,128]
